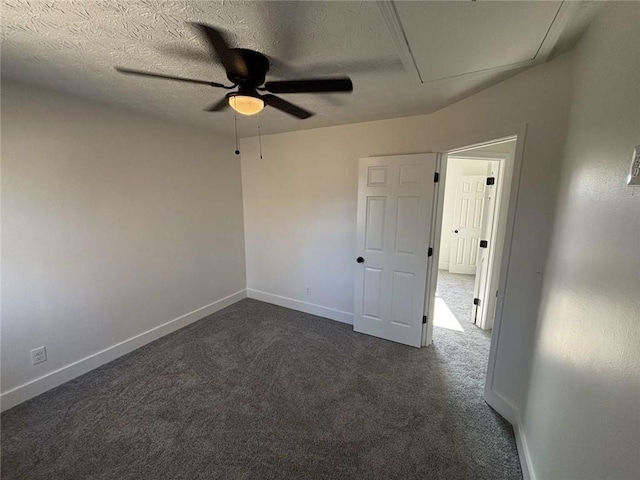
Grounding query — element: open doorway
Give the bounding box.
[433,139,516,344]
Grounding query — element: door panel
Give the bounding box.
[455,237,465,264]
[449,175,486,274]
[368,166,389,186]
[354,154,437,347]
[391,271,415,326]
[363,267,383,319]
[365,197,386,251]
[395,196,421,254]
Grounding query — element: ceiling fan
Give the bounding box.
[115,22,353,119]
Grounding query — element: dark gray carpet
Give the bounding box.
[1,298,521,479]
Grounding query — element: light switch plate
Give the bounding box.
[627,145,640,186]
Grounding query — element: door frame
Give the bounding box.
[421,124,527,421]
[448,152,513,330]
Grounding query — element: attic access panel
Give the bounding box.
[394,0,562,83]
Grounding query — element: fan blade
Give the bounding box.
[264,78,353,94]
[156,44,211,64]
[115,67,224,87]
[189,22,231,64]
[204,95,231,112]
[268,56,402,78]
[262,94,313,119]
[190,22,249,78]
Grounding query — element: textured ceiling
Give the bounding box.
[1,1,589,137]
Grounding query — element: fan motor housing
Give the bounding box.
[227,49,270,87]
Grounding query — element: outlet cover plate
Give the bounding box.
[30,346,47,365]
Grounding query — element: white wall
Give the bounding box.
[1,81,246,407]
[523,3,640,479]
[241,50,574,414]
[439,157,492,271]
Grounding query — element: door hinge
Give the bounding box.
[434,172,440,183]
[486,177,495,186]
[428,247,433,257]
[423,315,427,324]
[473,298,481,306]
[480,240,488,248]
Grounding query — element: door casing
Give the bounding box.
[446,153,513,331]
[421,125,527,427]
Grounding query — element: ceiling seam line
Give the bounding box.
[534,0,564,59]
[389,1,424,84]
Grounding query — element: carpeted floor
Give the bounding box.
[436,270,478,327]
[1,298,520,480]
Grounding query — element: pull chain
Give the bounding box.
[234,110,240,155]
[258,124,263,159]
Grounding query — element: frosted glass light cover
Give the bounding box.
[229,95,264,115]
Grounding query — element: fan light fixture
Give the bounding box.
[229,94,264,115]
[114,23,353,120]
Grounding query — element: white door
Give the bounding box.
[353,154,437,347]
[449,175,485,274]
[473,162,500,329]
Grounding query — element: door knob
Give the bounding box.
[356,257,365,263]
[454,230,459,233]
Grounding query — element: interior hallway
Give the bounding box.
[1,299,520,480]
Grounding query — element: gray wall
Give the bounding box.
[524,3,640,478]
[1,81,246,400]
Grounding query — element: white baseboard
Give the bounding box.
[3,286,537,480]
[438,262,449,271]
[0,289,247,412]
[514,418,536,480]
[247,289,353,325]
[484,387,535,480]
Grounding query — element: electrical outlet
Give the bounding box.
[305,285,311,295]
[30,346,47,365]
[627,145,640,186]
